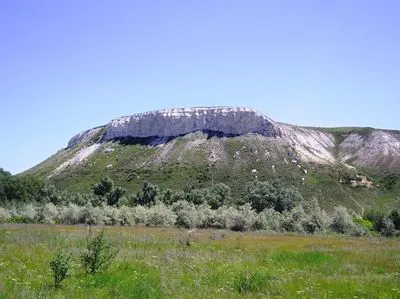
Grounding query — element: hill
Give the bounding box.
[24,107,400,212]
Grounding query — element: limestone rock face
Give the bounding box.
[67,127,103,148]
[102,107,281,141]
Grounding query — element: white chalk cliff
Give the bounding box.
[101,107,281,141]
[64,106,400,170]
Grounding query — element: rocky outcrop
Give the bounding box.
[339,130,400,169]
[63,106,400,171]
[101,107,281,141]
[67,127,104,148]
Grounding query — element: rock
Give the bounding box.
[67,127,103,148]
[102,107,281,141]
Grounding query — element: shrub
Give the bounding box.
[380,218,396,237]
[146,203,176,227]
[58,204,83,224]
[79,204,106,225]
[353,216,374,232]
[102,205,120,225]
[118,206,134,226]
[301,198,331,233]
[172,200,202,228]
[244,180,277,213]
[36,203,59,224]
[255,208,283,231]
[280,206,307,233]
[132,205,149,224]
[50,252,72,288]
[330,206,357,234]
[275,186,303,212]
[389,209,400,230]
[208,183,231,209]
[187,189,207,205]
[222,203,257,231]
[80,230,118,274]
[195,203,216,228]
[18,203,37,223]
[0,207,11,223]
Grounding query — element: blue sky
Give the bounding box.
[1,1,399,174]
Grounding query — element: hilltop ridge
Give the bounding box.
[24,106,400,212]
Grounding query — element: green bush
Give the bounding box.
[80,230,118,274]
[172,200,202,228]
[0,207,11,223]
[146,203,176,227]
[50,252,72,288]
[221,203,257,231]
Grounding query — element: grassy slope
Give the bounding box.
[1,225,399,298]
[29,132,390,213]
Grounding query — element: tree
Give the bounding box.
[140,181,158,206]
[50,252,72,288]
[208,183,231,209]
[244,180,278,213]
[330,206,356,234]
[275,186,303,213]
[107,187,126,206]
[92,177,114,197]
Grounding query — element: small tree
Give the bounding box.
[50,252,72,288]
[92,177,114,197]
[81,230,118,274]
[107,187,126,206]
[244,180,277,213]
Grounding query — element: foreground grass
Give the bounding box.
[0,225,399,298]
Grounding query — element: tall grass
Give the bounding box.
[0,225,399,298]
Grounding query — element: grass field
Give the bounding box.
[0,225,399,298]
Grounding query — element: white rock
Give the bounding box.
[102,107,281,141]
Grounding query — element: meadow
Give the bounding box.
[0,224,399,298]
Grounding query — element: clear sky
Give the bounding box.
[1,1,399,174]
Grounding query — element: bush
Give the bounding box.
[102,205,120,225]
[172,200,202,228]
[80,230,118,274]
[146,203,176,227]
[79,204,106,225]
[275,186,303,212]
[58,204,83,224]
[280,206,307,233]
[50,252,72,288]
[330,206,358,234]
[0,207,11,223]
[301,198,331,233]
[132,205,149,225]
[118,206,134,226]
[36,203,59,224]
[255,208,283,231]
[18,203,37,223]
[222,203,257,231]
[244,180,277,213]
